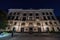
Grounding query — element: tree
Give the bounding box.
[0,10,8,29]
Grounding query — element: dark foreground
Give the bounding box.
[0,33,60,40]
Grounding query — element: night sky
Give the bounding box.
[0,0,60,16]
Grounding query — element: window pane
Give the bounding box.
[46,12,49,15]
[37,23,40,26]
[51,16,55,20]
[36,13,39,16]
[29,17,33,21]
[42,12,45,15]
[17,12,20,15]
[54,22,57,25]
[9,12,12,15]
[23,13,27,16]
[29,23,33,25]
[14,22,17,25]
[11,16,15,20]
[13,12,16,15]
[15,16,18,20]
[50,12,52,15]
[21,23,25,25]
[36,17,39,19]
[29,13,32,16]
[45,22,48,25]
[43,16,47,20]
[22,17,26,21]
[47,16,50,20]
[49,22,52,25]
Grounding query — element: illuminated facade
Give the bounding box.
[7,9,60,32]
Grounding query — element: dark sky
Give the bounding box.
[0,0,60,16]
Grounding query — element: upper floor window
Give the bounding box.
[47,16,50,20]
[17,12,20,15]
[45,22,48,25]
[51,16,55,20]
[54,22,57,25]
[21,23,25,26]
[50,12,53,15]
[29,17,33,21]
[15,16,19,20]
[14,22,17,25]
[23,13,27,16]
[37,23,40,26]
[49,22,52,25]
[9,12,12,15]
[46,12,49,15]
[43,16,47,20]
[29,13,32,16]
[22,17,26,21]
[11,16,15,20]
[29,23,33,25]
[36,13,39,16]
[13,12,16,15]
[36,17,39,19]
[42,12,45,15]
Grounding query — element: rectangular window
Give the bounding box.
[15,16,18,20]
[11,16,15,20]
[13,12,16,15]
[50,12,52,15]
[42,12,45,15]
[37,23,40,26]
[9,12,12,15]
[23,13,27,16]
[17,12,20,15]
[51,16,55,20]
[43,16,47,20]
[29,13,32,16]
[29,17,33,21]
[54,22,57,25]
[36,17,39,19]
[49,22,52,25]
[45,22,48,25]
[14,22,17,25]
[21,23,25,26]
[36,13,39,16]
[47,16,50,20]
[46,12,49,15]
[22,17,26,21]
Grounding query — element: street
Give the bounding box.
[0,33,60,40]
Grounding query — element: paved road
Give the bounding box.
[0,33,60,40]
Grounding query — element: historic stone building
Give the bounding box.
[7,9,60,32]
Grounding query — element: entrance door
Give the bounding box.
[29,27,33,33]
[21,28,24,32]
[38,28,41,32]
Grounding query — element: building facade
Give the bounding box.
[7,9,60,32]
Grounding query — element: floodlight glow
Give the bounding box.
[0,33,11,38]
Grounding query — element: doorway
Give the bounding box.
[29,27,33,33]
[21,28,24,32]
